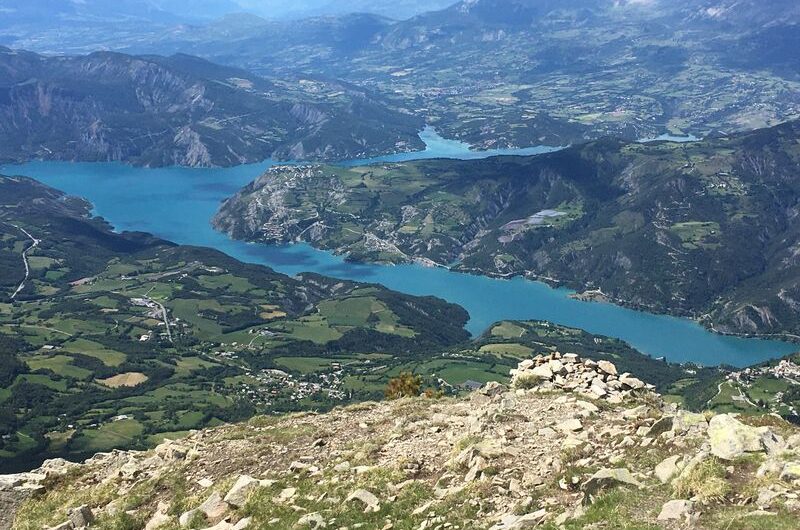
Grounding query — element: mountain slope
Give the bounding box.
[0,48,424,167]
[213,120,800,337]
[5,356,800,529]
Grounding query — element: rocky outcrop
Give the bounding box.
[6,359,800,529]
[509,353,653,403]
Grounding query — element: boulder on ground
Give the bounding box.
[180,492,229,527]
[582,468,642,502]
[556,418,583,433]
[144,501,171,530]
[68,505,94,528]
[708,414,770,460]
[657,500,693,521]
[780,462,800,481]
[155,439,189,461]
[655,455,683,484]
[672,410,708,434]
[224,475,261,508]
[530,365,554,380]
[490,509,548,529]
[596,361,618,376]
[345,488,380,513]
[295,512,327,528]
[481,381,507,397]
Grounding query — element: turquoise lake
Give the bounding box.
[2,129,797,367]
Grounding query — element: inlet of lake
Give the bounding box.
[3,128,797,367]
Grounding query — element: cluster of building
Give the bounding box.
[229,364,349,408]
[729,359,800,386]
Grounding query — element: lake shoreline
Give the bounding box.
[273,240,800,347]
[4,127,797,367]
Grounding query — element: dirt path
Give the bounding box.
[10,224,40,300]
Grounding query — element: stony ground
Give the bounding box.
[4,354,800,530]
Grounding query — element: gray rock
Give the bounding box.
[224,475,261,508]
[657,500,693,521]
[672,410,708,434]
[780,462,800,481]
[596,361,618,376]
[556,418,583,433]
[619,374,645,390]
[530,365,554,380]
[548,360,567,376]
[756,488,781,509]
[295,512,326,528]
[490,509,548,529]
[345,489,380,513]
[180,492,229,527]
[144,501,171,530]
[233,518,252,530]
[708,414,770,460]
[655,455,683,484]
[481,381,507,397]
[154,440,189,461]
[582,468,642,502]
[68,505,94,528]
[198,491,230,520]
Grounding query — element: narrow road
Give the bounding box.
[10,224,40,300]
[144,286,173,343]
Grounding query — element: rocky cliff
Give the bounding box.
[5,354,800,529]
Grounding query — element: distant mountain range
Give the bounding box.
[0,0,241,25]
[22,0,790,151]
[0,0,455,25]
[235,0,456,20]
[0,47,424,167]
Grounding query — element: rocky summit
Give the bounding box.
[4,356,800,530]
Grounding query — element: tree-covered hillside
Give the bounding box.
[214,120,800,337]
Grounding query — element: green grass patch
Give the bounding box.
[62,338,127,367]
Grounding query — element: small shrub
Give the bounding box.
[385,372,422,399]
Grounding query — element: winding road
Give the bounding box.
[10,224,40,300]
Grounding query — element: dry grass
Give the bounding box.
[98,372,148,388]
[673,458,731,503]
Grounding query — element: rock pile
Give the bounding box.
[510,353,653,402]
